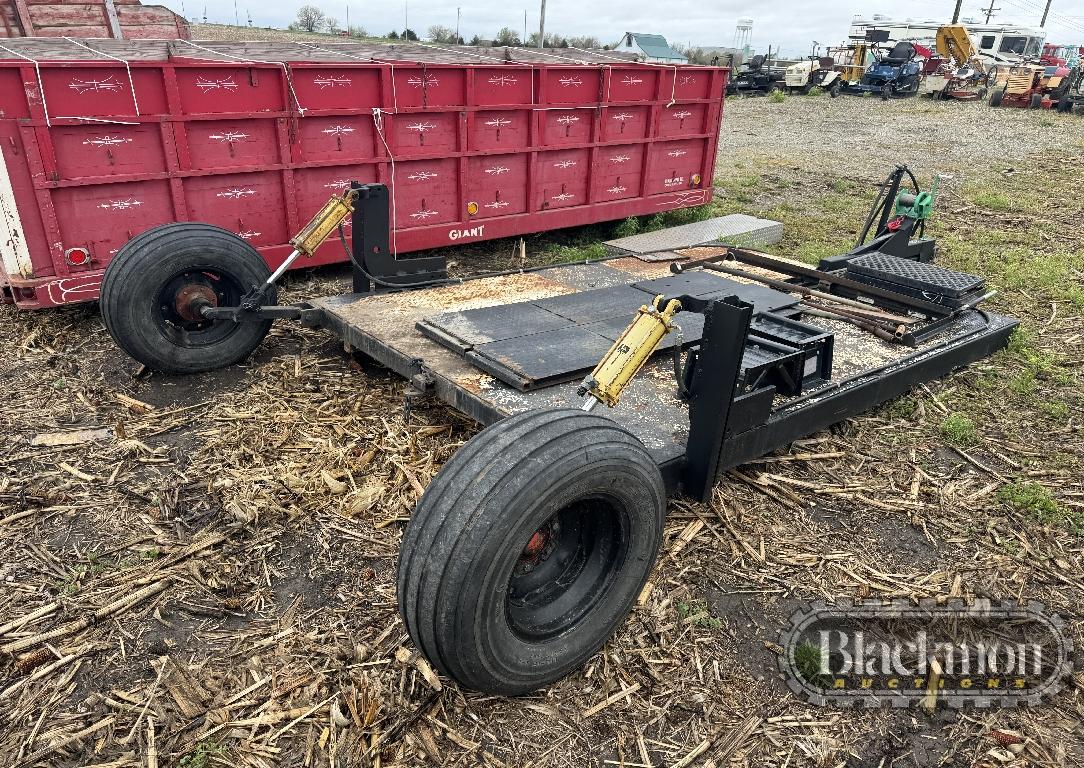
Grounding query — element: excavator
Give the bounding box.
[921,24,988,100]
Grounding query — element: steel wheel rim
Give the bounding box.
[154,267,244,348]
[506,497,627,641]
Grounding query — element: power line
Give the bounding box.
[999,0,1084,33]
[1000,0,1084,34]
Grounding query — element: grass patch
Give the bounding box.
[807,86,825,97]
[676,599,723,629]
[967,188,1013,211]
[641,202,720,232]
[767,90,787,104]
[998,482,1081,534]
[793,641,826,683]
[612,217,640,238]
[1040,400,1069,422]
[180,741,227,768]
[544,242,608,263]
[884,397,918,420]
[940,413,977,447]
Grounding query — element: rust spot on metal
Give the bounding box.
[174,283,217,321]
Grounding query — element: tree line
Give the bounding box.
[289,6,604,49]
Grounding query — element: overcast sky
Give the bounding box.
[173,0,1084,56]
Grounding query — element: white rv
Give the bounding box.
[848,16,1045,64]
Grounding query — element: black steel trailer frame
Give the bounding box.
[304,184,1017,503]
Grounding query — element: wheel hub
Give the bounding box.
[174,283,218,322]
[156,269,240,336]
[515,517,560,574]
[505,498,627,641]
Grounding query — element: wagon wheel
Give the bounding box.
[100,223,276,374]
[397,407,665,695]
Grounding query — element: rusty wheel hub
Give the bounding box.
[174,283,218,322]
[516,517,560,574]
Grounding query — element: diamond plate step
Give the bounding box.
[604,214,784,261]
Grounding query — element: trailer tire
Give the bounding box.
[100,223,275,374]
[397,407,665,695]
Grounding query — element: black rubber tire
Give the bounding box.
[881,84,893,101]
[397,407,665,695]
[98,224,177,340]
[829,81,841,98]
[100,222,275,374]
[1058,96,1073,113]
[990,88,1005,107]
[1030,92,1043,109]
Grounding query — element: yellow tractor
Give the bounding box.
[921,24,988,100]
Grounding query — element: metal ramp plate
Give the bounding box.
[533,286,651,323]
[846,253,985,299]
[417,273,800,391]
[420,303,571,353]
[467,326,615,390]
[532,262,636,291]
[604,214,784,261]
[632,272,799,315]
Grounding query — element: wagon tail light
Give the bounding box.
[64,247,91,266]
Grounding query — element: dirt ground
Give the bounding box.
[1,95,1083,768]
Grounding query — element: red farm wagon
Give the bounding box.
[0,38,727,309]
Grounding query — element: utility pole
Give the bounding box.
[951,0,963,23]
[523,9,527,44]
[982,0,999,24]
[456,6,460,43]
[404,0,408,38]
[1039,0,1052,27]
[233,0,238,25]
[346,3,349,30]
[537,0,546,48]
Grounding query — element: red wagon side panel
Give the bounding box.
[0,40,727,309]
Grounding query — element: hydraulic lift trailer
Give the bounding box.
[99,182,1017,696]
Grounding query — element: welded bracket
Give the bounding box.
[350,183,447,293]
[681,295,754,502]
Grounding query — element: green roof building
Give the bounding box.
[615,32,688,63]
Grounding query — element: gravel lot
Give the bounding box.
[1,92,1082,768]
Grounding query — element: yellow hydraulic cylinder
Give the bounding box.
[290,190,358,257]
[579,295,682,409]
